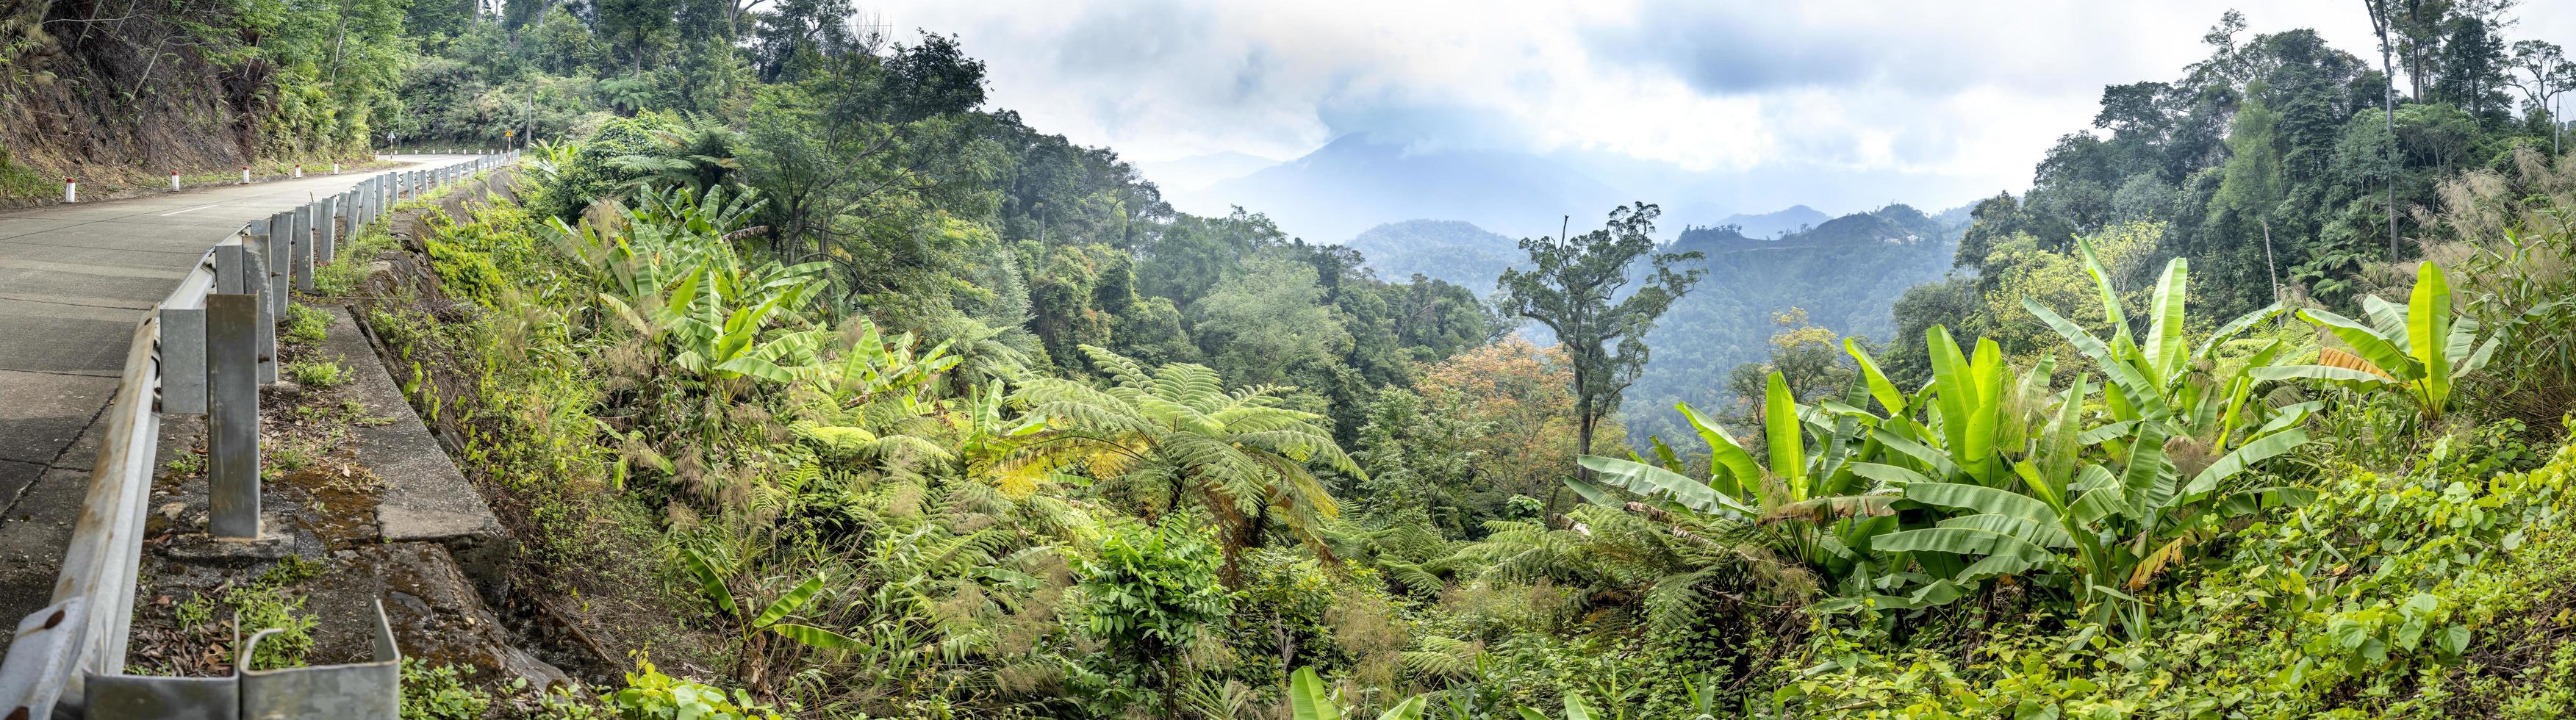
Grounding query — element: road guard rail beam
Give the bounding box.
[0,151,517,719]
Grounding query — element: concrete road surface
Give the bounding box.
[0,154,487,646]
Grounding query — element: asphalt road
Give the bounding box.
[0,154,483,636]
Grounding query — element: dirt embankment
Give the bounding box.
[0,0,370,204]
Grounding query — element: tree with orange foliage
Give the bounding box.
[1411,335,1624,514]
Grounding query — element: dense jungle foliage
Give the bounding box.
[206,0,2576,718]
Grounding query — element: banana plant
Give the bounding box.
[1867,370,2314,637]
[1288,666,1427,720]
[681,548,855,686]
[1574,369,1899,586]
[2018,250,2300,450]
[1834,275,2317,627]
[2250,261,2513,425]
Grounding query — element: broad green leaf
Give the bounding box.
[2070,485,2125,525]
[2247,364,2402,386]
[1961,339,2005,485]
[1677,402,1759,496]
[2117,419,2171,519]
[1849,462,1932,490]
[1875,527,2053,561]
[1927,326,1974,459]
[2295,308,2417,381]
[2196,302,2285,358]
[1376,696,1427,720]
[769,622,857,650]
[2181,428,2309,500]
[1870,429,1962,479]
[1575,456,1750,518]
[1845,337,1906,414]
[2074,236,2130,339]
[1904,483,2059,522]
[713,355,795,383]
[1290,667,1341,720]
[2214,486,2319,516]
[1563,475,1621,508]
[682,548,738,618]
[753,574,828,629]
[1764,372,1807,498]
[2361,293,2408,340]
[2026,300,2157,406]
[1563,693,1593,720]
[2411,262,2454,412]
[2145,257,2188,380]
[1938,513,2075,547]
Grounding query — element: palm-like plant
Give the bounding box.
[1288,666,1427,720]
[554,184,834,386]
[2252,261,2511,425]
[1005,345,1362,583]
[1574,369,1898,596]
[679,548,855,691]
[610,125,747,193]
[1860,253,2314,635]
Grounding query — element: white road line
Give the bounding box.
[157,204,223,217]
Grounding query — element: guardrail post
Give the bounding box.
[292,205,315,292]
[259,212,287,384]
[207,292,261,539]
[317,196,337,268]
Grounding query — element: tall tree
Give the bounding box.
[2509,40,2575,152]
[2364,0,2404,258]
[2213,90,2289,304]
[1496,203,1704,472]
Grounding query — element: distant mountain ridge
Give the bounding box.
[1705,204,1833,240]
[1622,204,1967,447]
[1343,220,1521,292]
[1186,134,1627,243]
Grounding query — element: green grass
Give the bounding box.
[317,224,396,296]
[287,359,351,389]
[282,303,330,345]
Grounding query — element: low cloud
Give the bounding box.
[875,0,2568,215]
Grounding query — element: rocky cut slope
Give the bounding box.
[0,0,398,200]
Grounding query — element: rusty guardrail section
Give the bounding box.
[0,151,517,719]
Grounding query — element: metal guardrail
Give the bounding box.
[0,151,516,719]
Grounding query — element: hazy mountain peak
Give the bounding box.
[1134,151,1280,194]
[1180,135,1626,243]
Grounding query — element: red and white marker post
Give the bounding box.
[62,178,76,203]
[172,171,182,191]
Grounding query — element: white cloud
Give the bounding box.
[872,0,2575,212]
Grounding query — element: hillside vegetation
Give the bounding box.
[31,0,2576,718]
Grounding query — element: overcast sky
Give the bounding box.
[873,1,2576,216]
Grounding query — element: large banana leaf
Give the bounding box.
[2180,427,2309,500]
[1874,527,2053,565]
[1676,402,1759,497]
[2025,300,2158,411]
[1845,337,1907,415]
[1290,667,1341,720]
[2295,308,2419,381]
[1763,372,1807,498]
[1902,482,2059,523]
[1574,456,1752,519]
[2194,302,2286,358]
[2248,364,2403,387]
[1937,513,2075,548]
[2410,262,2454,414]
[2143,257,2188,380]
